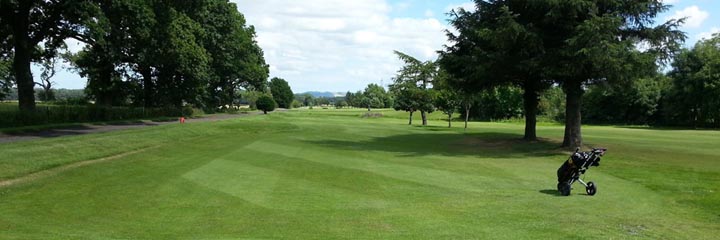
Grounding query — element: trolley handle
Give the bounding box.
[591,148,608,156]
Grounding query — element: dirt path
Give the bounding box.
[0,112,265,144]
[0,146,159,188]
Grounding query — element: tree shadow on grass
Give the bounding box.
[1,121,163,139]
[539,189,561,196]
[612,125,720,132]
[306,131,566,158]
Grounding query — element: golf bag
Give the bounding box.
[556,148,607,196]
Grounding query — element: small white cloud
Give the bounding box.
[424,9,434,18]
[697,27,720,40]
[667,6,709,28]
[662,0,680,4]
[394,1,411,11]
[353,31,380,44]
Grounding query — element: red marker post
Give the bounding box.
[180,117,185,124]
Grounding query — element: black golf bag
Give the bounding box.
[556,148,606,196]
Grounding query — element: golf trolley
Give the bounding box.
[556,147,607,196]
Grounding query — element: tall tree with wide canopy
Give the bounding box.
[198,0,268,108]
[70,0,142,106]
[73,0,210,107]
[442,0,684,147]
[69,0,268,109]
[0,0,92,110]
[539,0,684,148]
[441,1,550,141]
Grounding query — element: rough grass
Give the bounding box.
[0,109,717,239]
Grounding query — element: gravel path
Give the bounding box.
[0,112,264,144]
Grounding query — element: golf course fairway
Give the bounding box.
[0,109,718,239]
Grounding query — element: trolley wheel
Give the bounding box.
[586,182,597,196]
[559,182,572,196]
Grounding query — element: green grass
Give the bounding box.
[0,109,717,239]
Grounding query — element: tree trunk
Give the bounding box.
[92,54,115,106]
[421,110,427,126]
[141,67,154,108]
[408,111,413,125]
[263,110,267,114]
[464,104,470,131]
[562,80,583,149]
[523,87,539,141]
[448,113,452,127]
[11,4,36,111]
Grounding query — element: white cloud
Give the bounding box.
[697,27,720,40]
[667,6,709,28]
[424,9,434,18]
[445,2,476,13]
[233,0,448,92]
[662,0,680,4]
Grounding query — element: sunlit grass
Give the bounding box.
[0,110,717,239]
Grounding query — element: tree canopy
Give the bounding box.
[269,77,294,109]
[441,0,685,148]
[663,34,720,128]
[256,94,276,114]
[0,0,93,110]
[392,51,436,125]
[1,0,269,111]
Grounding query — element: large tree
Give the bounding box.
[269,77,294,108]
[390,80,434,125]
[363,83,390,110]
[539,0,684,148]
[199,0,268,108]
[442,0,684,148]
[664,34,720,128]
[393,51,436,125]
[36,47,64,101]
[441,1,549,141]
[0,0,91,110]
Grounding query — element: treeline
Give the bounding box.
[378,1,719,149]
[436,0,689,148]
[344,84,394,110]
[2,88,86,104]
[1,0,268,112]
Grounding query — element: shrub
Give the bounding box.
[291,100,302,109]
[0,104,194,129]
[256,95,276,114]
[361,112,384,118]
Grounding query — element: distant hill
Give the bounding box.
[299,91,345,98]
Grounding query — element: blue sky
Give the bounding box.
[43,0,720,93]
